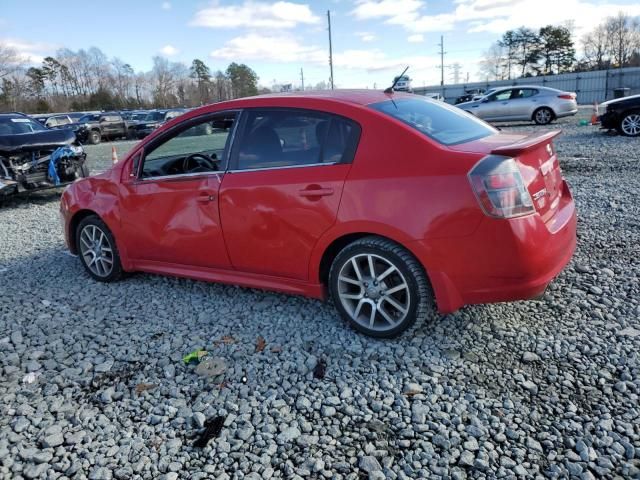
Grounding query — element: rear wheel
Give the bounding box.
[533,107,554,125]
[88,130,101,145]
[76,215,122,282]
[618,112,640,137]
[328,236,435,338]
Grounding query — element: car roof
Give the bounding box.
[223,89,414,107]
[0,112,30,119]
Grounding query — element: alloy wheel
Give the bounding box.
[79,224,114,278]
[535,108,552,124]
[337,253,411,333]
[621,114,640,136]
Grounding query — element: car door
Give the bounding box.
[219,108,361,280]
[475,89,513,121]
[507,88,539,120]
[118,111,238,269]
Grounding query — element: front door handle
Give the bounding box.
[197,192,216,203]
[298,186,334,197]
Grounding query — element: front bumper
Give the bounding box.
[598,111,618,129]
[412,180,577,313]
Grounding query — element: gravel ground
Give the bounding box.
[1,109,639,479]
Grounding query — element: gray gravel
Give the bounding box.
[1,110,640,478]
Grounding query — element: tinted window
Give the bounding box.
[145,112,164,121]
[0,116,47,134]
[370,97,496,146]
[235,109,359,170]
[79,114,99,123]
[142,114,236,178]
[489,90,512,101]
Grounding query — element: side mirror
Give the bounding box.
[481,98,489,103]
[100,118,108,123]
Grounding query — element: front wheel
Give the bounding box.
[88,130,101,145]
[76,215,123,282]
[618,112,640,137]
[328,236,435,338]
[533,107,554,125]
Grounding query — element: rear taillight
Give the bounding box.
[468,155,535,218]
[558,93,576,100]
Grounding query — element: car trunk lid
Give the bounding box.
[452,130,564,222]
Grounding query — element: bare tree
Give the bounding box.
[479,42,508,81]
[0,43,25,79]
[605,12,640,67]
[581,24,611,70]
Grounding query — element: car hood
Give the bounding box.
[600,93,640,108]
[0,128,76,154]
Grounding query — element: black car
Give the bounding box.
[599,94,640,136]
[133,109,186,139]
[76,112,136,144]
[0,113,88,198]
[455,89,486,105]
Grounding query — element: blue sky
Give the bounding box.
[2,0,640,89]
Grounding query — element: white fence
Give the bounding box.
[413,67,640,105]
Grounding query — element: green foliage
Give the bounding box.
[226,62,259,98]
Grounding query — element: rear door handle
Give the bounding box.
[298,186,334,197]
[197,192,216,203]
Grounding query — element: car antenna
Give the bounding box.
[384,66,409,94]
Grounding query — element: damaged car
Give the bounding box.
[0,112,89,199]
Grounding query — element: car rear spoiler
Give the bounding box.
[491,130,561,157]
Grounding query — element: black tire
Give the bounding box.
[533,107,554,125]
[126,127,137,140]
[616,111,640,137]
[328,236,435,338]
[75,215,123,282]
[88,130,101,145]
[76,164,90,179]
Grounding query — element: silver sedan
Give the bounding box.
[457,86,578,125]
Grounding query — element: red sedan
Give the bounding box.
[60,90,576,337]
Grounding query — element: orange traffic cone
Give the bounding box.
[111,145,118,164]
[590,101,599,125]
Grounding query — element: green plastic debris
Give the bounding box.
[183,348,208,364]
[579,119,589,126]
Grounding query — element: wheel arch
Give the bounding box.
[313,229,434,295]
[68,209,101,254]
[532,105,556,122]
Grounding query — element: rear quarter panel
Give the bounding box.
[309,110,486,282]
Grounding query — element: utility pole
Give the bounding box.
[327,10,334,89]
[438,35,446,87]
[300,68,304,90]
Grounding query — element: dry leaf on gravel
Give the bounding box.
[135,383,157,395]
[255,336,266,353]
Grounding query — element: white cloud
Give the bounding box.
[1,38,56,64]
[211,34,326,63]
[356,32,376,42]
[407,34,424,43]
[210,33,438,75]
[352,0,640,36]
[191,1,320,29]
[161,1,171,10]
[160,44,179,56]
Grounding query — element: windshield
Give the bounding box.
[79,114,99,123]
[370,97,496,145]
[0,116,47,135]
[144,112,164,122]
[130,113,147,121]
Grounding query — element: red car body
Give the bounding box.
[60,90,576,314]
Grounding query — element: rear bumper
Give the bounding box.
[555,105,578,119]
[412,180,577,313]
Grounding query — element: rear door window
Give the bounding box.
[370,97,496,146]
[232,109,360,170]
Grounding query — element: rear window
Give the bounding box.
[371,97,496,145]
